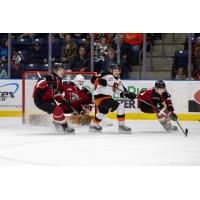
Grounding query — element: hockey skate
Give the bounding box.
[118,125,132,134]
[161,121,178,132]
[53,121,62,132]
[61,122,75,134]
[100,118,113,127]
[89,120,102,132]
[53,121,75,134]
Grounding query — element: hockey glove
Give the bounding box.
[167,105,174,112]
[46,75,57,90]
[170,112,178,121]
[48,81,57,90]
[123,91,137,100]
[98,78,107,86]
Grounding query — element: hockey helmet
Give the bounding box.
[74,74,85,90]
[51,63,64,73]
[110,64,121,72]
[155,80,166,89]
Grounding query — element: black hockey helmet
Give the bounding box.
[110,64,121,72]
[155,80,166,89]
[51,63,64,73]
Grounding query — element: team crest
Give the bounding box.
[70,92,80,102]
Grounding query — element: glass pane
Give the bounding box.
[11,33,49,79]
[144,33,188,80]
[54,33,91,72]
[119,33,143,80]
[0,33,8,79]
[191,33,200,80]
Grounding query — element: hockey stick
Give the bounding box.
[137,98,188,137]
[107,84,188,137]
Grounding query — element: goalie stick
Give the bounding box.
[107,84,188,137]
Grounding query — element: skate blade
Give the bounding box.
[118,130,132,134]
[89,127,102,133]
[64,130,76,134]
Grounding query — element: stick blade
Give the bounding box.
[185,128,188,137]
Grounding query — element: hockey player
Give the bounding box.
[137,80,178,132]
[62,74,93,115]
[89,64,136,133]
[32,64,75,133]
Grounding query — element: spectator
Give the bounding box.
[192,36,200,55]
[123,33,143,65]
[70,46,90,72]
[51,34,61,63]
[19,33,34,39]
[192,46,200,72]
[12,48,23,64]
[192,69,200,80]
[61,34,77,64]
[120,34,133,78]
[28,42,47,64]
[0,61,8,79]
[175,67,187,80]
[11,64,24,79]
[94,36,108,73]
[0,39,8,63]
[72,33,88,48]
[103,47,117,72]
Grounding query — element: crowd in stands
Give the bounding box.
[0,33,92,79]
[1,33,200,80]
[172,34,200,80]
[0,33,146,79]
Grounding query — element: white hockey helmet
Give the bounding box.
[74,74,85,89]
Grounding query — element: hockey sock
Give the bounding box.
[117,114,125,126]
[53,105,67,124]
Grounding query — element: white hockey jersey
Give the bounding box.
[94,74,125,97]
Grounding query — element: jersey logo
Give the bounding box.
[70,92,80,102]
[112,82,119,92]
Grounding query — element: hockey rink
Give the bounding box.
[0,117,200,166]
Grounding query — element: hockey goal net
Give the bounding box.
[22,71,96,124]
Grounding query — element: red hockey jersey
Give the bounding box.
[62,82,93,113]
[137,88,174,113]
[33,73,64,104]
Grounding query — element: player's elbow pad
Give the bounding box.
[91,75,97,84]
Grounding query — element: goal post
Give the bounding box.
[22,71,96,124]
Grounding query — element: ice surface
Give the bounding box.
[0,117,200,165]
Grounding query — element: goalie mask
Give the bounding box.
[74,74,85,90]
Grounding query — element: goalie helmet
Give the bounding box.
[74,74,85,90]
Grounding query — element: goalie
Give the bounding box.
[89,64,136,133]
[137,80,178,132]
[62,74,94,124]
[32,64,75,133]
